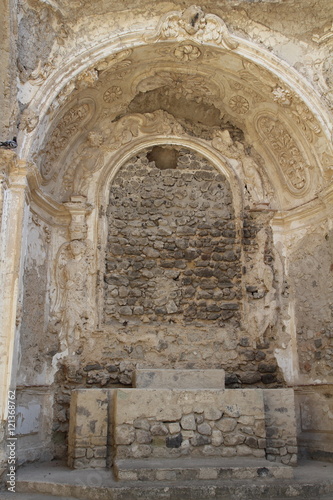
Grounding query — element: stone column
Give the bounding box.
[0,0,18,139]
[0,151,31,432]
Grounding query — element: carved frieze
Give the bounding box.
[63,111,185,195]
[146,5,238,50]
[229,80,264,105]
[257,116,311,193]
[136,71,222,104]
[272,86,321,143]
[40,100,94,183]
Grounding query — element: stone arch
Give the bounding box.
[15,17,333,214]
[93,136,247,331]
[2,3,333,469]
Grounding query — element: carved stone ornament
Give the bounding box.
[52,238,95,353]
[19,108,39,133]
[257,116,310,193]
[75,69,99,90]
[28,59,56,86]
[173,44,201,62]
[229,95,250,114]
[103,86,123,103]
[211,129,273,204]
[146,5,239,50]
[41,101,94,183]
[271,86,321,143]
[64,195,93,240]
[312,21,333,45]
[136,71,222,104]
[63,111,184,194]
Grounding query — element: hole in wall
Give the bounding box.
[147,146,179,170]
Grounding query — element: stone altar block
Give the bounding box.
[133,368,225,389]
[67,370,298,475]
[114,388,266,460]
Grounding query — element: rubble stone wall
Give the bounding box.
[98,148,283,386]
[104,148,241,325]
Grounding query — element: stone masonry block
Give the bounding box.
[263,389,298,465]
[133,369,225,389]
[68,389,109,469]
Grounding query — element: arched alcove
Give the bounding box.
[2,4,332,468]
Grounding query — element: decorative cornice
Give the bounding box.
[312,23,333,45]
[271,184,333,229]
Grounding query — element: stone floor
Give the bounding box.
[0,458,332,499]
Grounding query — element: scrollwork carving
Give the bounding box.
[272,86,321,142]
[257,116,311,192]
[146,5,238,50]
[136,71,222,105]
[63,111,185,195]
[41,101,93,183]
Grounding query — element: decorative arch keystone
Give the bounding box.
[145,5,239,50]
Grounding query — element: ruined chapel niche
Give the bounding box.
[99,147,284,386]
[104,147,241,329]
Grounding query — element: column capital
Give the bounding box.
[64,195,93,240]
[0,150,40,191]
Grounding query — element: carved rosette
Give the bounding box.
[173,44,201,61]
[257,116,311,194]
[146,5,238,50]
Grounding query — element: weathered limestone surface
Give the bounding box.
[114,456,294,482]
[295,385,333,459]
[114,388,266,459]
[263,389,298,466]
[134,369,225,389]
[68,389,110,469]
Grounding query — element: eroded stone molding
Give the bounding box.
[51,196,95,355]
[145,5,239,50]
[312,22,333,45]
[40,99,95,183]
[134,70,223,105]
[63,110,185,195]
[19,108,40,133]
[256,115,312,195]
[211,129,274,206]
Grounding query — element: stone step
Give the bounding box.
[0,492,79,500]
[14,459,333,500]
[114,456,294,481]
[133,368,225,389]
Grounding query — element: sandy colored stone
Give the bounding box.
[134,369,225,389]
